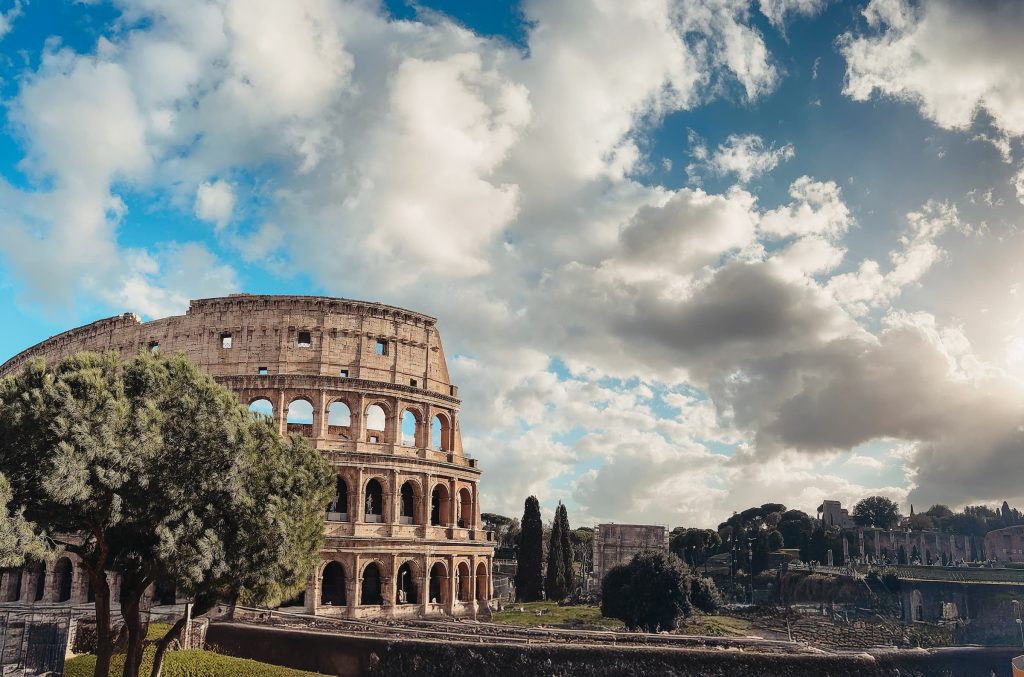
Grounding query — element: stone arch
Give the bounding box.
[431,412,452,451]
[327,399,352,434]
[286,397,314,434]
[401,408,421,447]
[428,561,449,605]
[33,563,45,602]
[248,398,274,419]
[430,483,451,526]
[399,480,419,525]
[360,561,384,606]
[911,589,924,622]
[327,476,349,521]
[476,561,488,600]
[320,561,347,607]
[364,478,384,523]
[395,560,418,605]
[456,561,471,601]
[365,403,388,443]
[6,568,22,602]
[54,558,73,602]
[458,487,472,528]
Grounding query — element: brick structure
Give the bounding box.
[0,294,494,619]
[591,524,668,586]
[984,525,1024,563]
[818,500,856,529]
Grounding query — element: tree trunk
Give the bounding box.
[120,587,146,677]
[92,569,114,677]
[148,617,186,677]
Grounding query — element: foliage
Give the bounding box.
[558,504,574,595]
[669,528,720,566]
[689,576,723,613]
[906,513,933,531]
[515,496,544,601]
[544,503,568,601]
[569,527,593,576]
[0,472,49,567]
[851,496,900,529]
[64,649,328,677]
[0,352,332,677]
[600,551,691,632]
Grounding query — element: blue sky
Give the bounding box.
[2,0,1024,527]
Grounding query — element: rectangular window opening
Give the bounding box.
[258,367,268,376]
[297,331,312,347]
[221,333,233,349]
[410,379,417,387]
[375,339,387,356]
[339,369,349,378]
[369,435,380,443]
[149,342,159,355]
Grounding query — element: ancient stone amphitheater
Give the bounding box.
[0,294,494,620]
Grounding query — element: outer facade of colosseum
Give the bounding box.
[0,294,494,620]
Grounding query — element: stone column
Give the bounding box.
[355,394,367,442]
[71,561,89,604]
[421,557,431,614]
[275,390,286,436]
[350,557,362,612]
[305,567,319,615]
[424,404,433,450]
[387,555,398,609]
[446,556,457,615]
[19,569,31,602]
[314,390,327,440]
[389,469,400,526]
[422,473,433,528]
[355,468,365,523]
[448,479,458,528]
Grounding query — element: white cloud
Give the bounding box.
[702,133,795,183]
[0,0,23,41]
[760,176,852,239]
[759,0,828,30]
[194,180,236,229]
[841,0,1024,139]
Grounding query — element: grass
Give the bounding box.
[491,601,623,630]
[65,647,329,677]
[677,614,754,637]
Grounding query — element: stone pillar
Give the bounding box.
[350,557,362,612]
[387,554,398,609]
[389,470,400,526]
[424,404,433,450]
[71,561,89,604]
[355,394,367,442]
[19,569,31,602]
[422,473,433,528]
[448,478,457,528]
[388,401,400,446]
[306,567,319,615]
[421,557,431,614]
[314,390,327,440]
[446,556,457,615]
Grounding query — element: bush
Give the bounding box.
[690,576,723,613]
[64,648,328,677]
[601,551,691,632]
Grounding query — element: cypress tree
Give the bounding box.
[515,496,544,601]
[545,502,567,601]
[558,504,574,595]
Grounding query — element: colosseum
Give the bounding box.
[0,294,494,620]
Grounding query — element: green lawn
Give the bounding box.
[491,601,623,630]
[65,648,329,677]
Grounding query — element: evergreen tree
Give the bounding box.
[545,503,567,601]
[0,353,332,677]
[558,504,574,595]
[0,473,48,567]
[515,496,544,601]
[601,551,692,632]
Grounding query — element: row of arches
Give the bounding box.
[248,397,453,450]
[319,559,487,608]
[326,477,475,528]
[1,557,76,604]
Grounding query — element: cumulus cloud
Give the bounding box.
[700,133,796,183]
[194,180,236,228]
[841,0,1024,138]
[759,0,828,30]
[0,0,23,41]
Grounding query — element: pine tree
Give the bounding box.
[545,503,567,601]
[558,504,574,595]
[515,496,544,601]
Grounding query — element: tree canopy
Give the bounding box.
[601,551,692,632]
[852,495,901,529]
[515,496,543,601]
[0,472,48,567]
[0,352,332,677]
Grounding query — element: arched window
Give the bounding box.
[432,414,451,451]
[6,569,22,602]
[364,479,384,523]
[366,404,386,443]
[248,398,273,419]
[396,562,417,604]
[431,484,450,526]
[321,562,346,607]
[400,482,415,525]
[328,401,351,429]
[456,562,471,601]
[33,564,45,601]
[287,399,313,424]
[476,562,488,600]
[327,477,348,521]
[429,562,448,605]
[458,488,473,529]
[361,563,383,605]
[401,410,418,446]
[54,558,73,603]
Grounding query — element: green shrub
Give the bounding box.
[65,648,328,677]
[601,551,691,632]
[690,576,723,613]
